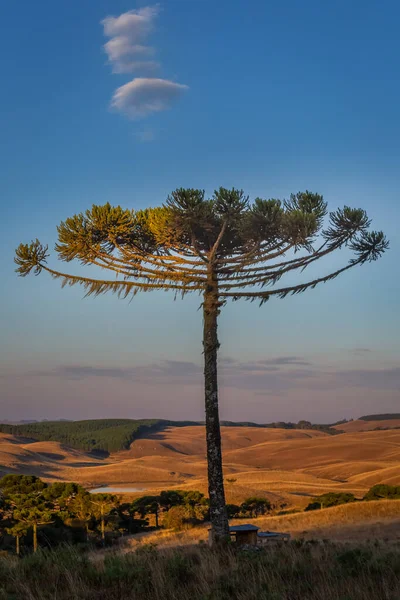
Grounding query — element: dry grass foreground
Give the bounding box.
[1,536,400,600]
[1,421,400,508]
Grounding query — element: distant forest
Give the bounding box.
[0,419,196,453]
[1,414,397,453]
[359,414,400,421]
[0,417,347,453]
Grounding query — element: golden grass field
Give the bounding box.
[124,499,400,548]
[1,419,399,512]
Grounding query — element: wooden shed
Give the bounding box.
[229,524,259,546]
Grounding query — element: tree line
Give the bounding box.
[0,419,198,453]
[0,417,345,456]
[1,475,397,555]
[0,475,278,556]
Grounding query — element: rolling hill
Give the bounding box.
[1,417,399,508]
[0,418,340,454]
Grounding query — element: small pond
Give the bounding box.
[89,486,144,494]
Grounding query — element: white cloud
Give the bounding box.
[102,6,160,74]
[111,78,188,119]
[102,6,159,39]
[102,6,188,120]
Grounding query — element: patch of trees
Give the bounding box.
[359,414,400,421]
[0,475,282,555]
[0,419,198,454]
[305,493,357,511]
[305,484,400,511]
[363,484,400,501]
[0,475,146,555]
[0,476,212,554]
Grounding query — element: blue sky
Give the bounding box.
[1,0,399,423]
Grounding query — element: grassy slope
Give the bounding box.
[0,417,343,454]
[2,499,400,599]
[1,426,400,503]
[134,499,400,548]
[1,538,399,600]
[1,413,399,453]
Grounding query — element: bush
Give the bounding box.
[226,504,241,518]
[364,484,400,501]
[305,502,322,512]
[240,497,272,517]
[163,506,199,530]
[305,493,356,511]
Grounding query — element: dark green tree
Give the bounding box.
[131,495,160,527]
[69,492,95,541]
[90,493,118,545]
[0,475,47,496]
[117,502,147,534]
[12,506,53,553]
[6,522,28,556]
[158,490,185,512]
[225,503,241,519]
[241,497,272,517]
[15,189,388,541]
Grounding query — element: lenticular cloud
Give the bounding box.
[102,6,160,73]
[111,78,188,119]
[102,6,188,119]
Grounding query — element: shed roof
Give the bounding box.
[257,531,290,538]
[229,524,259,532]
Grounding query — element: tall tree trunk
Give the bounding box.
[16,535,20,556]
[33,523,37,553]
[203,273,229,543]
[155,508,159,528]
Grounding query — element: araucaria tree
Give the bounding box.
[15,188,388,541]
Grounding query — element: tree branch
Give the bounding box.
[40,265,204,298]
[219,259,362,302]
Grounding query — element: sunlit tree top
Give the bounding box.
[15,188,388,304]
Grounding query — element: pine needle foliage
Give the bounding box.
[15,188,388,303]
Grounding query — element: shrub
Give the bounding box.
[240,497,272,517]
[305,493,356,511]
[226,504,241,518]
[364,484,400,501]
[163,506,199,530]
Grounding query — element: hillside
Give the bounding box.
[333,418,400,433]
[0,418,340,453]
[135,499,400,548]
[0,419,199,453]
[1,424,399,508]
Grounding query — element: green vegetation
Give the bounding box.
[305,493,357,511]
[0,417,344,455]
[0,542,399,600]
[0,419,198,453]
[0,476,215,554]
[363,484,400,501]
[0,475,146,555]
[359,413,400,421]
[305,486,400,511]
